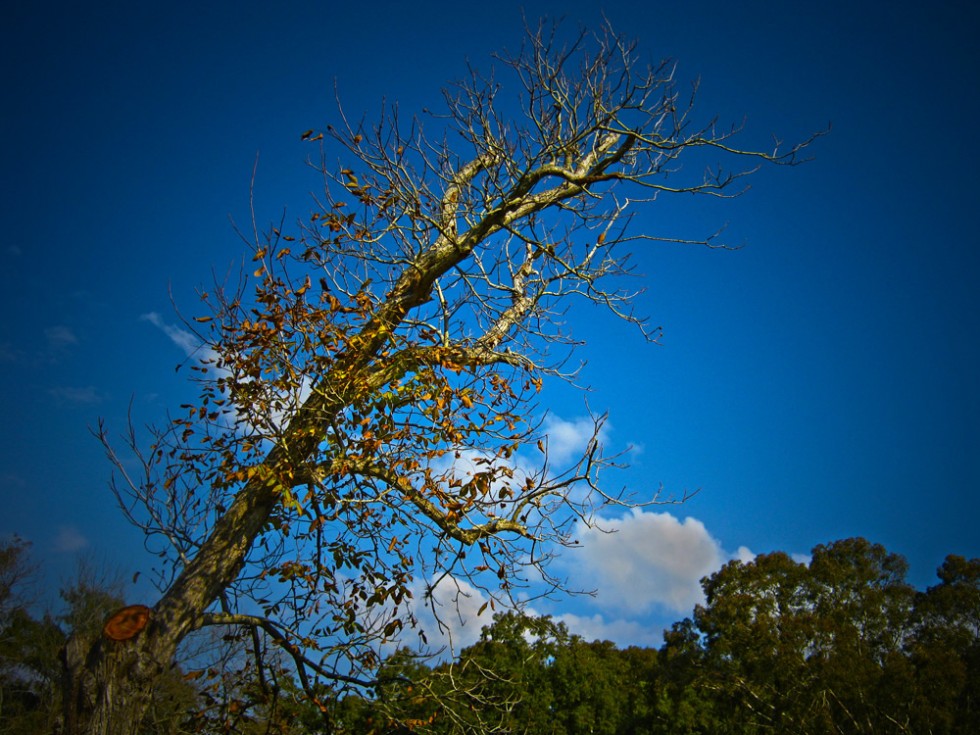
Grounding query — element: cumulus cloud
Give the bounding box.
[541,415,608,467]
[407,575,494,655]
[551,611,662,648]
[53,525,89,552]
[566,509,748,615]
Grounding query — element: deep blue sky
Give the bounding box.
[2,0,978,647]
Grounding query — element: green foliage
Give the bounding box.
[0,537,60,735]
[907,555,980,733]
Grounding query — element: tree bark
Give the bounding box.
[60,631,159,735]
[59,477,283,734]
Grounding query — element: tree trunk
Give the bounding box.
[60,632,161,735]
[58,477,282,734]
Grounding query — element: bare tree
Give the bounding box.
[63,20,819,734]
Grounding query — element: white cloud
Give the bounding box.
[566,509,741,615]
[407,575,493,655]
[53,525,89,552]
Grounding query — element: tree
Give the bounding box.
[908,555,980,734]
[804,538,916,733]
[658,539,920,734]
[0,537,58,735]
[64,20,817,734]
[547,637,632,735]
[691,551,816,733]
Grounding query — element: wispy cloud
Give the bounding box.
[141,312,206,358]
[44,325,78,348]
[566,509,753,616]
[48,385,105,405]
[141,311,315,434]
[53,525,89,552]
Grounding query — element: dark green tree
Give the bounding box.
[615,645,660,735]
[659,539,920,734]
[445,612,564,733]
[803,538,916,733]
[655,618,719,734]
[694,551,815,733]
[1,537,63,735]
[908,555,980,734]
[547,637,631,735]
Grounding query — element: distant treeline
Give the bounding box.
[2,536,978,734]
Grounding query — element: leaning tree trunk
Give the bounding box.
[61,630,159,735]
[59,478,283,734]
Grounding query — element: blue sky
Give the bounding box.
[2,0,978,649]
